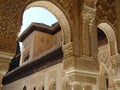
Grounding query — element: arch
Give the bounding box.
[20,0,71,44]
[97,22,118,56]
[33,87,36,90]
[62,76,72,90]
[98,63,110,90]
[22,86,27,90]
[38,81,44,90]
[48,79,56,90]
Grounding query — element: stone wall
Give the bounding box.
[2,63,63,90]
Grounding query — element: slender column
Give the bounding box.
[71,82,83,90]
[81,7,91,56]
[0,51,14,90]
[81,5,97,58]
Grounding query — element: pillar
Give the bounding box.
[62,4,98,90]
[81,5,97,58]
[0,51,14,90]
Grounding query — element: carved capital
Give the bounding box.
[82,5,96,20]
[82,6,96,30]
[62,42,73,59]
[62,42,75,70]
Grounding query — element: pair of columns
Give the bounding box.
[71,82,92,90]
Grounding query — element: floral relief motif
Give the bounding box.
[98,45,110,68]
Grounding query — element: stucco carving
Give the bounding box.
[1,0,120,90]
[62,42,74,70]
[98,45,110,68]
[81,5,96,57]
[96,0,116,26]
[0,0,21,53]
[111,55,120,78]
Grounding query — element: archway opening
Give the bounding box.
[23,86,27,90]
[103,72,109,90]
[33,87,36,90]
[19,7,58,36]
[97,22,117,56]
[97,22,117,90]
[18,1,71,64]
[18,1,71,65]
[19,7,58,51]
[97,26,109,64]
[99,66,109,90]
[20,1,71,44]
[97,28,108,47]
[51,81,56,90]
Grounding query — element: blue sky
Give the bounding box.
[19,7,58,36]
[19,7,58,50]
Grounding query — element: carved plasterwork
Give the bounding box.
[0,0,21,53]
[68,72,97,85]
[84,0,96,8]
[81,5,96,57]
[98,44,120,79]
[96,0,116,26]
[62,42,74,70]
[111,55,120,78]
[62,41,98,71]
[98,45,110,68]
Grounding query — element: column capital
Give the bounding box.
[82,5,96,19]
[0,51,14,62]
[62,42,73,52]
[62,42,75,70]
